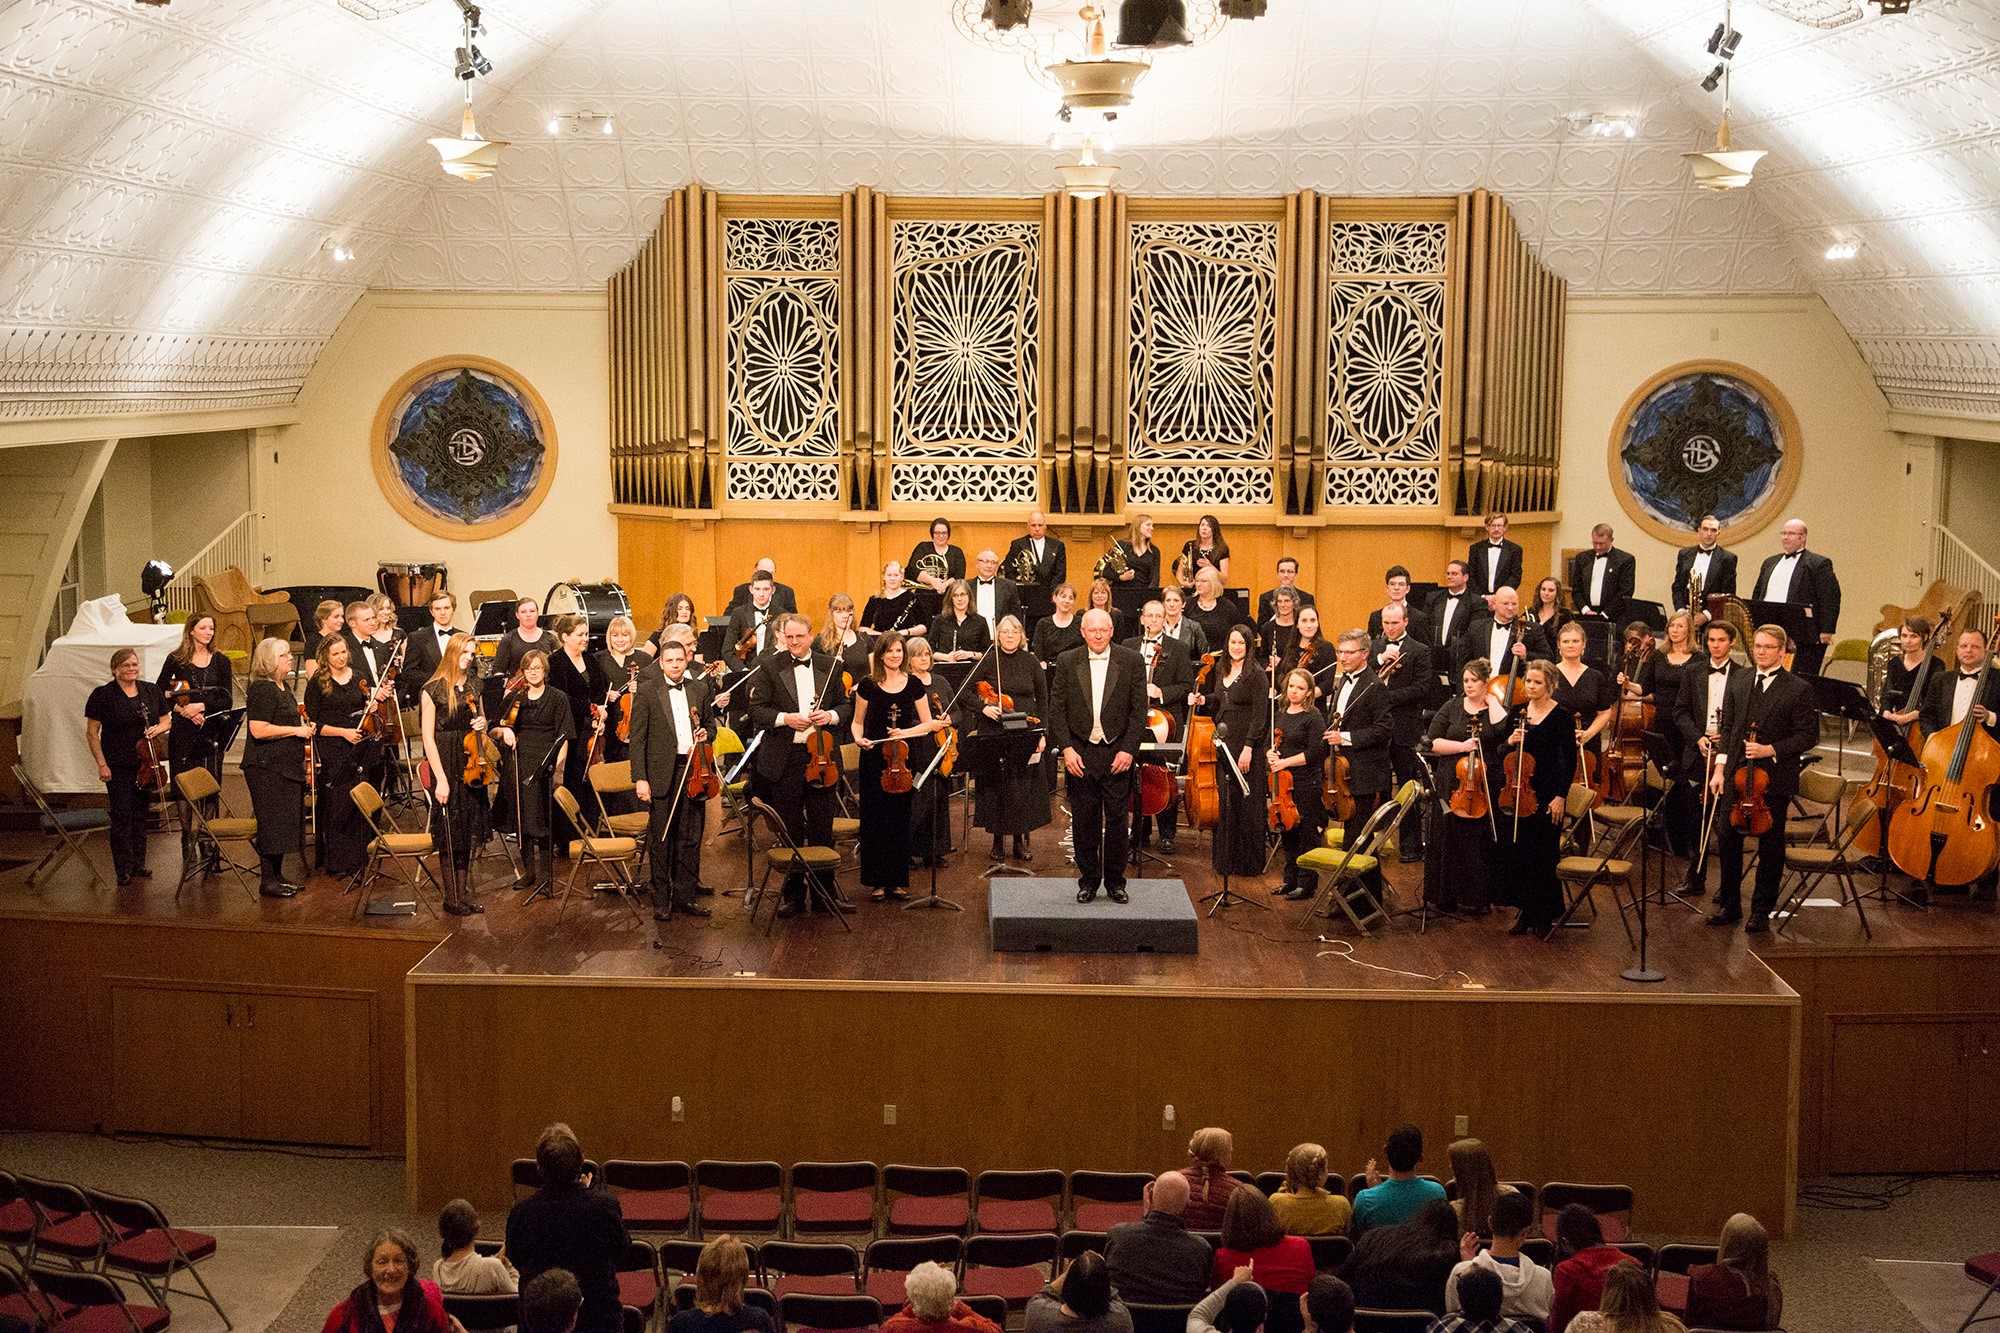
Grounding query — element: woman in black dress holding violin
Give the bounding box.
[1550,621,1616,788]
[305,635,374,878]
[1196,623,1268,876]
[1490,659,1576,938]
[546,615,607,850]
[419,632,491,915]
[1426,658,1505,915]
[158,613,235,867]
[852,632,932,901]
[84,648,170,886]
[1267,667,1327,899]
[905,635,956,868]
[243,638,312,899]
[971,615,1051,863]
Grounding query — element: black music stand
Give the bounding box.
[1809,675,1876,779]
[1018,583,1054,630]
[1407,750,1479,933]
[1575,614,1615,669]
[1196,724,1264,916]
[1619,729,1685,983]
[905,740,962,911]
[699,616,730,664]
[1856,714,1928,909]
[959,726,1044,879]
[1615,597,1668,634]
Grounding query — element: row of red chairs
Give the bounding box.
[0,1169,226,1333]
[518,1158,1634,1245]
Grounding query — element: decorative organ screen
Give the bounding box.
[1323,220,1449,509]
[722,216,843,505]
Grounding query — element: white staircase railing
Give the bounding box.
[1932,523,2000,624]
[159,511,258,618]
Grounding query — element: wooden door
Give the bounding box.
[1827,1016,1966,1173]
[1963,1023,2000,1172]
[110,984,241,1138]
[236,989,374,1147]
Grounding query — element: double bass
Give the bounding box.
[1852,610,1951,858]
[1182,652,1221,829]
[1887,615,2000,890]
[1601,636,1654,802]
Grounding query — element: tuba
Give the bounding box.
[1009,545,1039,587]
[1093,541,1130,582]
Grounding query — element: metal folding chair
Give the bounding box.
[13,764,112,892]
[1554,807,1648,944]
[1775,792,1875,939]
[1294,797,1403,934]
[744,798,850,934]
[552,786,645,924]
[171,767,260,901]
[349,780,442,920]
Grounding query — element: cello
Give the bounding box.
[1183,651,1221,829]
[1602,635,1654,802]
[1853,610,1951,858]
[1887,615,2000,891]
[1133,641,1176,819]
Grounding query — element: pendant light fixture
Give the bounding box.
[1683,0,1765,191]
[428,1,507,181]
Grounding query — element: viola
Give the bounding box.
[1495,624,1529,706]
[735,625,760,664]
[298,699,316,787]
[1730,724,1773,834]
[1496,724,1538,825]
[1450,715,1491,822]
[1602,639,1653,801]
[1325,679,1359,822]
[683,700,721,802]
[935,723,959,777]
[616,658,639,742]
[803,669,847,790]
[1574,726,1599,790]
[135,703,169,795]
[1267,718,1300,832]
[463,683,495,787]
[879,703,913,794]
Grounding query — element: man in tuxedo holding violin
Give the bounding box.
[1676,619,1740,900]
[1707,623,1822,933]
[1320,630,1396,888]
[630,638,715,921]
[1371,604,1435,863]
[1126,601,1193,857]
[1051,609,1149,903]
[746,613,854,919]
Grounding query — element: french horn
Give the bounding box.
[1009,546,1038,587]
[912,552,950,586]
[1093,542,1130,582]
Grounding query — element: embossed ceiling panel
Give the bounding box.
[0,0,1995,420]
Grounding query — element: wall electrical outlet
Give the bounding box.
[672,1096,685,1123]
[883,1104,897,1125]
[1454,1114,1468,1135]
[1163,1104,1175,1129]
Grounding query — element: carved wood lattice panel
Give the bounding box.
[724,217,842,502]
[1324,220,1447,509]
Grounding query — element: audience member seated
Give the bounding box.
[1427,1266,1538,1333]
[1341,1201,1462,1315]
[506,1123,631,1333]
[434,1198,519,1294]
[669,1236,778,1333]
[1351,1125,1447,1235]
[1106,1171,1214,1305]
[321,1228,451,1333]
[523,1268,584,1333]
[885,1261,1003,1333]
[1190,1269,1269,1333]
[1565,1262,1684,1333]
[1549,1206,1631,1333]
[1445,1189,1550,1323]
[1027,1254,1132,1333]
[1181,1127,1245,1232]
[1269,1144,1350,1237]
[1303,1275,1356,1333]
[1211,1188,1312,1333]
[1683,1214,1781,1331]
[1446,1140,1501,1238]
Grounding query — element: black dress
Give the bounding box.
[85,680,166,879]
[1205,663,1269,875]
[425,678,492,865]
[1121,541,1161,590]
[494,628,554,680]
[549,651,608,845]
[306,670,373,876]
[861,592,926,635]
[1425,702,1498,911]
[928,613,991,660]
[157,651,233,781]
[1178,540,1228,589]
[1031,614,1083,668]
[242,679,307,859]
[1490,702,1576,929]
[1259,619,1300,667]
[856,676,926,891]
[1879,654,1926,714]
[971,647,1051,836]
[505,688,575,840]
[905,542,966,588]
[1272,705,1328,893]
[1189,599,1245,658]
[1552,663,1615,761]
[908,672,955,864]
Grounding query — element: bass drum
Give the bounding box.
[543,581,629,651]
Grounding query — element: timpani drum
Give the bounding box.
[543,581,629,651]
[378,561,447,608]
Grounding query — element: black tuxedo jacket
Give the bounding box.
[966,575,1023,629]
[725,581,797,615]
[1918,668,2000,740]
[1717,667,1821,802]
[1370,635,1436,743]
[1426,588,1479,661]
[627,673,717,793]
[1049,643,1149,761]
[723,601,786,660]
[1323,672,1395,796]
[1366,603,1433,644]
[1453,616,1551,677]
[1567,547,1637,616]
[403,622,459,703]
[1675,656,1741,761]
[1125,634,1193,729]
[1751,549,1842,636]
[1671,545,1739,609]
[1255,586,1316,623]
[1466,539,1524,598]
[745,650,853,783]
[1004,534,1067,586]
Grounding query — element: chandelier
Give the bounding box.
[951,0,1231,96]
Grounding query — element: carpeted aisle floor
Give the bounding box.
[4,1131,1998,1332]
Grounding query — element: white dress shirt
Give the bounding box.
[790,656,816,743]
[1488,621,1513,669]
[1704,660,1730,734]
[1437,594,1463,646]
[1766,551,1800,602]
[975,579,997,626]
[1589,554,1609,607]
[665,678,693,755]
[1690,548,1713,587]
[1031,538,1045,566]
[1088,650,1110,744]
[1485,543,1502,587]
[1952,673,1980,726]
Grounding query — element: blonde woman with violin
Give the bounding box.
[419,632,492,915]
[243,638,312,900]
[1490,659,1575,938]
[905,635,956,868]
[1268,667,1328,900]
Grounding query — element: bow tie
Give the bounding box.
[1710,665,1730,675]
[1780,551,1799,560]
[791,657,812,666]
[664,681,684,691]
[1962,672,1983,681]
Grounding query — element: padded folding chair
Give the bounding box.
[973,1170,1063,1235]
[777,1292,882,1333]
[1253,1173,1286,1197]
[87,1188,229,1328]
[759,1241,860,1299]
[349,780,442,920]
[1775,793,1875,939]
[960,1233,1057,1309]
[1126,1302,1195,1333]
[511,1157,603,1200]
[0,1261,71,1330]
[172,767,260,901]
[1066,1172,1151,1232]
[1306,1235,1351,1271]
[1540,1183,1634,1243]
[883,1166,970,1236]
[696,1161,785,1239]
[604,1160,693,1238]
[444,1292,521,1331]
[1956,1249,2000,1331]
[0,1172,37,1265]
[961,1295,1009,1330]
[1520,1238,1553,1266]
[30,1267,169,1333]
[745,798,851,934]
[17,1180,106,1271]
[14,764,112,893]
[588,760,654,844]
[1295,797,1402,934]
[616,1239,661,1322]
[863,1236,962,1305]
[553,786,645,924]
[1345,1173,1441,1200]
[789,1163,879,1236]
[1553,807,1647,943]
[1653,1243,1717,1318]
[1615,1242,1656,1270]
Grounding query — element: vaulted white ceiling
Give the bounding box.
[1,0,1995,422]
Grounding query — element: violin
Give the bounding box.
[803,669,847,789]
[463,683,495,787]
[936,722,959,777]
[358,638,406,740]
[879,703,914,794]
[735,625,760,664]
[135,695,169,795]
[1729,724,1773,834]
[977,680,1014,713]
[1496,723,1538,828]
[1574,725,1599,790]
[1182,652,1221,829]
[684,701,721,802]
[616,658,639,742]
[1451,715,1492,822]
[1267,718,1299,832]
[298,699,316,787]
[1325,679,1359,822]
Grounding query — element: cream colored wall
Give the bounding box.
[270,291,614,618]
[1943,437,2000,565]
[84,439,153,605]
[1559,295,1931,640]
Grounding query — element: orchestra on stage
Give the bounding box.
[80,507,2000,940]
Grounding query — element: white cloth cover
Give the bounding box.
[21,597,186,793]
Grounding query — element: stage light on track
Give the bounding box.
[1706,21,1742,58]
[1116,0,1191,48]
[1824,239,1861,260]
[1700,63,1724,92]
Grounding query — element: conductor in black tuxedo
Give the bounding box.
[1567,523,1637,619]
[402,590,460,706]
[967,549,1024,632]
[1467,512,1524,604]
[1671,514,1739,610]
[629,638,714,920]
[746,613,855,918]
[725,558,798,615]
[1050,609,1150,903]
[1004,511,1067,588]
[1750,518,1842,677]
[1706,624,1822,932]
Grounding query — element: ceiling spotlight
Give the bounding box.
[981,0,1032,28]
[1564,110,1641,139]
[1219,0,1266,16]
[547,116,561,135]
[547,111,615,137]
[1870,0,1913,11]
[322,240,356,263]
[1706,22,1742,58]
[1700,63,1724,91]
[1116,0,1191,48]
[454,43,491,80]
[1825,239,1861,260]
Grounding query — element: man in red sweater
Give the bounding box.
[1548,1205,1630,1333]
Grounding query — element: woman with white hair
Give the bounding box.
[882,1261,1002,1333]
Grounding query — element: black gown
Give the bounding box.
[157,651,233,780]
[1490,702,1577,928]
[908,672,955,864]
[1205,664,1269,875]
[1272,706,1328,893]
[493,628,554,681]
[1031,615,1084,668]
[504,688,574,840]
[425,679,493,865]
[242,679,307,860]
[1120,541,1162,590]
[1425,701,1498,911]
[305,671,373,876]
[971,647,1051,836]
[861,592,926,635]
[1552,663,1615,770]
[856,676,926,891]
[1879,654,1925,714]
[928,613,991,659]
[1189,599,1244,658]
[548,652,608,845]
